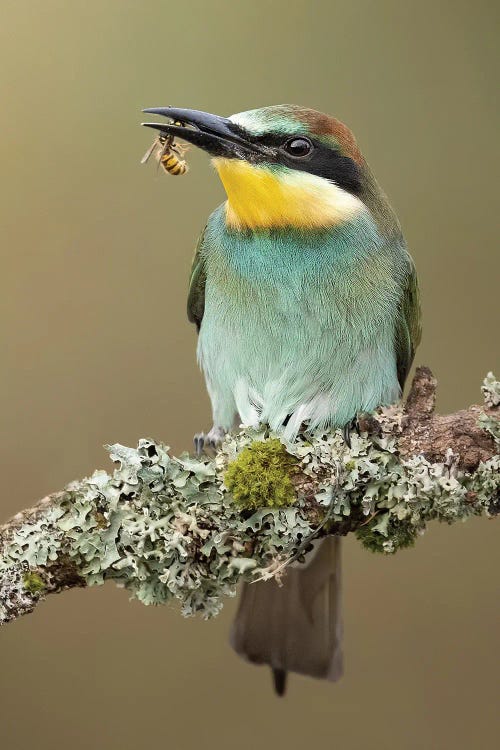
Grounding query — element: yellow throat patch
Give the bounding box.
[213,158,364,231]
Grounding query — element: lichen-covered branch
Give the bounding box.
[1,368,498,626]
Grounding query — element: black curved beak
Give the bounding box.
[141,107,266,159]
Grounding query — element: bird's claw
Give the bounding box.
[194,433,205,456]
[194,426,226,456]
[342,417,360,449]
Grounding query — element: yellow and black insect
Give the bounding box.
[141,128,189,176]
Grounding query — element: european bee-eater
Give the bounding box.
[142,104,421,695]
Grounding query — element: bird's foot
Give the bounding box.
[342,416,360,449]
[194,433,206,456]
[194,426,226,456]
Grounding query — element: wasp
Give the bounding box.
[141,127,189,176]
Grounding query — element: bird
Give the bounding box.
[142,104,421,695]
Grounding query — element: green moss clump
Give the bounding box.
[224,439,298,510]
[23,571,45,595]
[356,517,418,554]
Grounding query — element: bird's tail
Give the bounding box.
[230,536,342,695]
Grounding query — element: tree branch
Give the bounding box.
[1,368,498,626]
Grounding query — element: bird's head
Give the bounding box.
[142,105,386,232]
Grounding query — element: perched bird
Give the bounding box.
[142,104,421,695]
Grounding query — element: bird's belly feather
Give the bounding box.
[199,305,399,437]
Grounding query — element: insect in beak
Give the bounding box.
[141,121,189,176]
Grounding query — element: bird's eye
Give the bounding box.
[283,137,313,158]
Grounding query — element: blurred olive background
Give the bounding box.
[1,1,498,748]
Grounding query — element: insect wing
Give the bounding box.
[141,140,158,164]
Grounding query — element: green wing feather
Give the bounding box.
[187,226,207,331]
[395,259,422,390]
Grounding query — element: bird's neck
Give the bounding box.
[213,158,366,232]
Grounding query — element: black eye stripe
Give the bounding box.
[235,129,363,196]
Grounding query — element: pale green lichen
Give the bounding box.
[479,372,500,440]
[224,438,298,510]
[481,372,500,409]
[355,517,418,554]
[291,431,499,554]
[0,375,498,624]
[0,438,312,621]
